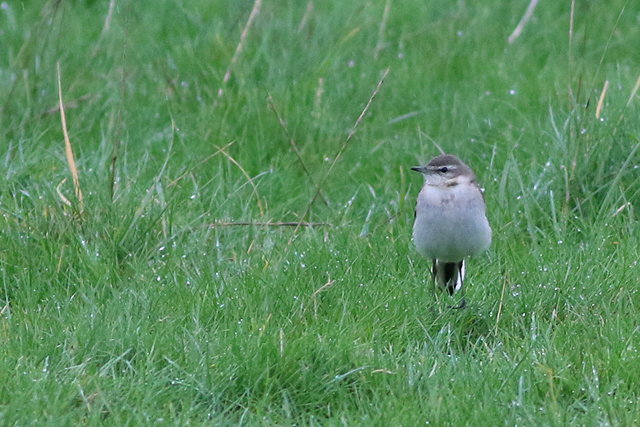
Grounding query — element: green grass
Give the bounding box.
[2,0,640,425]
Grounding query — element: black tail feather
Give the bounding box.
[432,259,465,295]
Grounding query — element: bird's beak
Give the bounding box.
[411,166,427,173]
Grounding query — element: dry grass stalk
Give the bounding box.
[168,140,236,187]
[92,0,116,57]
[595,80,609,119]
[298,1,314,33]
[374,0,391,59]
[222,0,263,86]
[418,127,445,155]
[508,0,540,44]
[494,272,508,335]
[43,93,93,116]
[625,72,640,108]
[217,146,265,216]
[290,68,390,240]
[312,77,324,119]
[299,276,335,318]
[56,178,72,207]
[57,62,84,213]
[569,0,575,49]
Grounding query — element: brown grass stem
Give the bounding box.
[216,146,265,216]
[595,80,609,119]
[57,62,84,213]
[91,0,116,57]
[168,141,236,187]
[222,0,262,86]
[508,0,540,44]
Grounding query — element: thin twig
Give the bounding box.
[290,68,390,241]
[221,0,262,87]
[507,0,540,44]
[266,92,328,205]
[57,62,84,213]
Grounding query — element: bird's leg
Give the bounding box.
[431,259,438,300]
[453,275,467,309]
[458,260,467,308]
[450,261,467,309]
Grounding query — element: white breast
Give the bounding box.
[413,180,491,262]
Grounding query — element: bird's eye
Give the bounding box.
[439,167,448,173]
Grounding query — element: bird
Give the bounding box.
[412,154,491,308]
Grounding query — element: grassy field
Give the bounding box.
[2,0,640,425]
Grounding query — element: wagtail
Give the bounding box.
[412,154,491,308]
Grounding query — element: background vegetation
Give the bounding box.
[1,0,640,425]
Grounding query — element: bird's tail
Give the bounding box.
[432,259,465,295]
